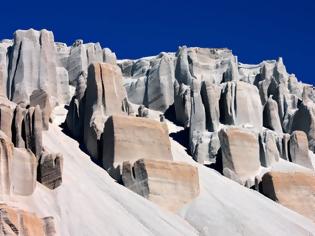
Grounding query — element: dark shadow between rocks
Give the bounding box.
[169,128,191,156]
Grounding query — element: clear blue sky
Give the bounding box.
[1,0,314,85]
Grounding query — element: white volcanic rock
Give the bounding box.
[290,101,315,152]
[175,47,238,85]
[201,81,221,132]
[218,127,261,185]
[0,204,56,236]
[67,41,104,85]
[0,40,13,97]
[11,147,37,196]
[122,53,176,112]
[259,130,281,167]
[102,115,172,178]
[168,120,315,236]
[56,67,70,104]
[83,63,128,159]
[263,96,283,133]
[122,159,199,212]
[289,131,313,169]
[55,42,70,68]
[6,107,313,236]
[220,81,263,128]
[0,131,13,195]
[174,80,191,127]
[8,29,57,103]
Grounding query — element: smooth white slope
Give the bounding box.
[7,108,197,236]
[168,121,315,236]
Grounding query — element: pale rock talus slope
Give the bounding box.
[169,121,315,236]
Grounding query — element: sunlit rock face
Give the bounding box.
[1,28,315,235]
[122,159,199,212]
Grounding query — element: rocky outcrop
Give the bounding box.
[67,41,104,85]
[263,96,283,133]
[0,40,12,97]
[83,63,128,159]
[261,171,315,222]
[175,47,238,85]
[220,81,263,128]
[0,131,13,195]
[23,106,43,158]
[174,81,191,127]
[30,89,52,130]
[56,66,70,104]
[289,131,313,169]
[0,204,56,236]
[8,29,57,103]
[259,130,280,167]
[0,104,13,139]
[11,147,37,195]
[102,115,172,178]
[290,101,315,152]
[37,152,63,189]
[122,159,199,212]
[122,53,175,112]
[219,127,260,185]
[201,81,221,132]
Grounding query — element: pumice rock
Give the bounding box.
[30,89,52,130]
[0,204,56,236]
[8,29,57,103]
[290,101,315,152]
[83,63,128,159]
[0,131,13,195]
[11,147,37,196]
[174,80,191,127]
[220,81,263,128]
[122,159,199,212]
[0,104,13,139]
[263,96,283,133]
[259,130,280,167]
[102,115,173,179]
[23,105,43,158]
[261,171,315,222]
[219,127,261,185]
[289,131,313,169]
[37,151,63,189]
[201,81,221,132]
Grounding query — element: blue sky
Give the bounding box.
[1,0,314,85]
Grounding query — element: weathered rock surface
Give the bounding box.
[30,89,52,130]
[122,159,199,212]
[122,53,175,112]
[263,96,283,133]
[219,127,261,185]
[259,130,280,167]
[102,115,172,178]
[23,106,43,158]
[201,81,221,132]
[220,81,263,128]
[0,131,13,195]
[0,204,56,236]
[261,171,315,222]
[0,104,13,139]
[56,66,70,104]
[0,40,12,97]
[8,29,57,103]
[11,147,37,195]
[289,131,313,169]
[290,101,315,152]
[37,151,63,189]
[83,63,128,158]
[174,81,191,127]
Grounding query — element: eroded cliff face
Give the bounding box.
[0,28,314,235]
